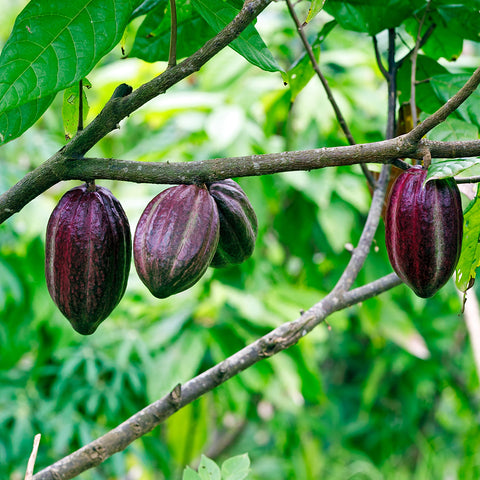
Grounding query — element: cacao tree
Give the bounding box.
[2,0,480,478]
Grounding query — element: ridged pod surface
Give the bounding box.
[134,184,219,298]
[385,166,463,298]
[208,179,258,268]
[45,184,131,334]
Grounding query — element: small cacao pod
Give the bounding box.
[385,166,463,298]
[208,179,258,268]
[45,183,131,334]
[134,184,219,298]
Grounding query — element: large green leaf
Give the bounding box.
[130,0,214,62]
[0,0,136,144]
[191,0,282,72]
[0,94,55,145]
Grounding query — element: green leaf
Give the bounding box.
[191,0,282,72]
[436,4,480,43]
[198,455,221,480]
[456,188,480,292]
[0,0,136,142]
[62,79,91,140]
[325,0,424,35]
[0,94,55,146]
[130,1,213,62]
[221,453,250,480]
[426,118,479,143]
[430,74,480,127]
[183,466,202,480]
[426,158,479,182]
[305,0,327,24]
[131,0,166,20]
[287,48,319,102]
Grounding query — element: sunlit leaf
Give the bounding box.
[456,187,480,292]
[198,455,221,480]
[221,453,250,480]
[426,158,479,182]
[305,0,327,24]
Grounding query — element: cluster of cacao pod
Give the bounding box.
[45,179,258,334]
[384,165,464,298]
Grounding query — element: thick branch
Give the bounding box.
[2,137,480,225]
[32,272,400,480]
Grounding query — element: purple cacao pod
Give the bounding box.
[385,166,463,298]
[134,184,219,298]
[207,179,258,268]
[45,184,131,334]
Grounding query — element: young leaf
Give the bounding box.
[62,79,91,140]
[0,0,137,139]
[183,466,203,480]
[456,188,480,292]
[221,453,250,480]
[305,0,327,24]
[191,0,282,73]
[198,455,221,480]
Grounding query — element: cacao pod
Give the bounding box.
[385,166,463,298]
[207,179,258,268]
[45,183,131,334]
[134,184,219,298]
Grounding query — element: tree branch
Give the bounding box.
[2,137,480,225]
[32,272,400,480]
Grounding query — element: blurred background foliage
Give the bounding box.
[1,0,480,479]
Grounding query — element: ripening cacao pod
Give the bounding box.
[134,184,219,298]
[45,183,131,334]
[385,166,463,298]
[207,179,258,268]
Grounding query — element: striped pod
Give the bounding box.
[385,166,463,298]
[134,184,219,298]
[45,184,131,334]
[208,179,258,268]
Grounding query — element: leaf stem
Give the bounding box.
[168,0,178,69]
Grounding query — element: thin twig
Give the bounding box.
[24,434,41,480]
[410,2,431,130]
[386,29,397,140]
[373,35,389,81]
[32,273,401,480]
[455,175,480,184]
[284,0,376,188]
[167,0,177,69]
